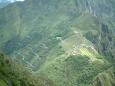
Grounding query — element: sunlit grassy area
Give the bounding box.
[0,0,115,86]
[0,80,7,86]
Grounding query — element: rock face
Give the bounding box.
[75,0,115,20]
[0,0,115,86]
[85,23,115,62]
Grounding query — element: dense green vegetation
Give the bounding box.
[0,53,55,86]
[0,0,115,86]
[93,67,115,86]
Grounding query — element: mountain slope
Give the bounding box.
[93,67,115,86]
[37,14,113,86]
[0,0,115,86]
[0,53,55,86]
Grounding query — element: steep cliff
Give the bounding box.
[0,0,115,86]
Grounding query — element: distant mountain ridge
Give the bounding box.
[0,1,10,8]
[0,0,25,8]
[0,0,115,86]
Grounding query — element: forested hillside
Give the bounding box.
[0,0,115,86]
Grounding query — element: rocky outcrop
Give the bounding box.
[85,23,115,66]
[0,0,115,86]
[75,0,115,20]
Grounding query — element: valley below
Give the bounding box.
[0,0,115,86]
